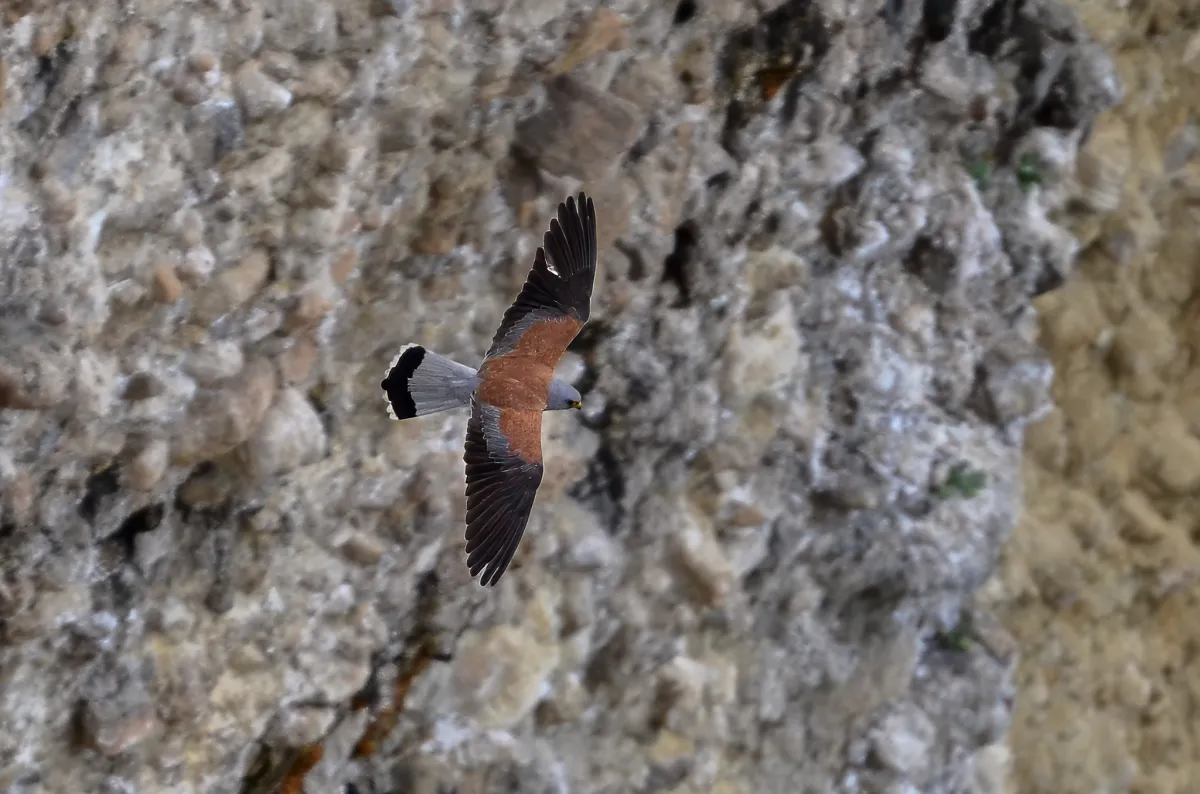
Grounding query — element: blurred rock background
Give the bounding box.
[0,0,1133,792]
[987,2,1200,794]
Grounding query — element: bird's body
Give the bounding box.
[381,193,598,586]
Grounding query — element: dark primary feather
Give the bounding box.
[463,400,544,586]
[484,192,598,359]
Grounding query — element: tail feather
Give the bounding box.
[382,345,479,420]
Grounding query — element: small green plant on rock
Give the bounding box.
[1016,153,1044,191]
[934,609,976,652]
[937,462,987,500]
[963,155,991,191]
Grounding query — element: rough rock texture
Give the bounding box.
[989,4,1200,793]
[0,1,1116,793]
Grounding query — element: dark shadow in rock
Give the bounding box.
[662,221,699,308]
[498,149,543,220]
[881,0,905,33]
[567,441,627,534]
[673,0,698,25]
[627,120,661,162]
[79,465,120,523]
[716,0,831,157]
[17,39,77,141]
[567,319,611,356]
[903,235,959,295]
[923,0,958,42]
[612,240,648,282]
[705,170,732,192]
[967,0,1020,57]
[583,624,630,691]
[109,503,165,565]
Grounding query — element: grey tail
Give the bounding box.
[381,344,479,420]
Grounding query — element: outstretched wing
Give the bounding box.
[463,398,544,586]
[483,192,598,363]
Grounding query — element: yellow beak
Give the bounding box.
[568,399,582,410]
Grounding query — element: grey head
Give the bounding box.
[546,378,582,411]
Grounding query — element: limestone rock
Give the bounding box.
[669,498,736,607]
[151,262,184,303]
[172,358,277,466]
[721,294,803,409]
[550,8,627,76]
[192,248,272,322]
[995,16,1200,786]
[514,75,643,182]
[451,621,561,731]
[183,339,245,385]
[1109,303,1176,400]
[121,372,167,402]
[870,703,936,775]
[241,387,328,478]
[0,1,1122,793]
[235,62,294,120]
[125,438,169,491]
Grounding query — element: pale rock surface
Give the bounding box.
[241,387,328,479]
[0,1,1117,793]
[991,0,1200,790]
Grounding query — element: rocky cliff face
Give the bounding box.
[992,5,1200,793]
[0,1,1116,793]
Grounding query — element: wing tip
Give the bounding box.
[559,191,595,238]
[464,492,535,588]
[573,191,595,223]
[476,565,502,587]
[471,542,516,587]
[571,191,597,268]
[467,541,510,587]
[544,190,597,277]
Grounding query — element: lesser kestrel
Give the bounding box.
[382,193,598,586]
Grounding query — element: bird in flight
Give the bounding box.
[381,193,598,587]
